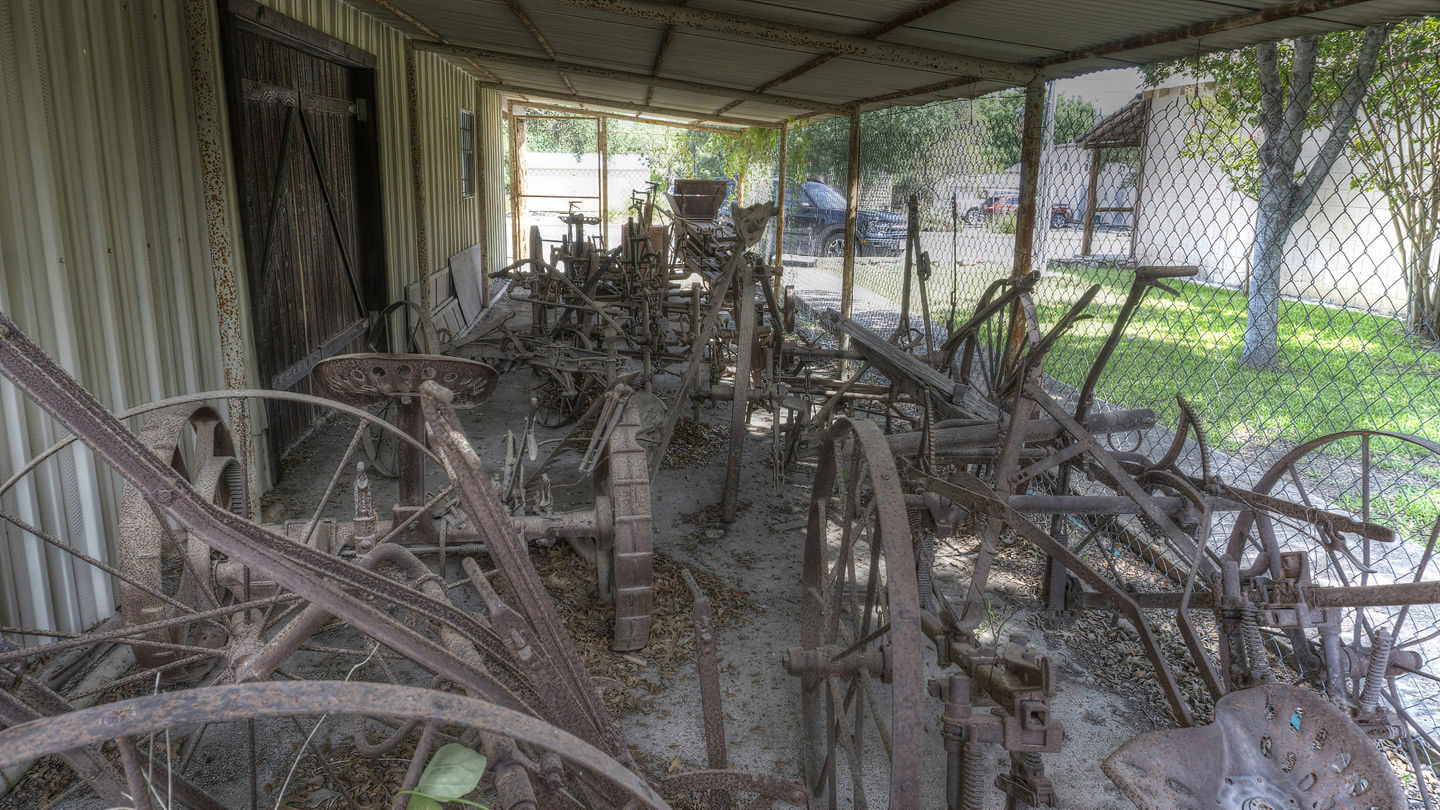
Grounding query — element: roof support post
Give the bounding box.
[599,115,609,247]
[839,110,861,374]
[1082,148,1101,256]
[774,121,788,273]
[405,42,439,353]
[508,101,524,268]
[1004,81,1047,363]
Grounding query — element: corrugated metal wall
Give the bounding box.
[0,0,230,634]
[0,0,507,637]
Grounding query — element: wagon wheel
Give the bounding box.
[0,681,669,810]
[593,397,655,652]
[532,325,605,428]
[116,403,246,677]
[1223,429,1440,806]
[796,418,927,808]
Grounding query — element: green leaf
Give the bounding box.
[414,744,488,802]
[401,791,443,810]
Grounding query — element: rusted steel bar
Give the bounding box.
[658,770,807,809]
[885,408,1156,456]
[0,682,670,810]
[420,382,632,764]
[545,0,1035,84]
[405,41,438,353]
[682,570,730,810]
[413,41,846,114]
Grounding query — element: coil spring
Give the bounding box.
[1359,627,1393,713]
[1242,602,1274,683]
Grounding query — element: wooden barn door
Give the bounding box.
[219,0,386,471]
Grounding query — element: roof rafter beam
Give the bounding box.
[500,0,583,96]
[371,0,502,82]
[411,40,849,114]
[476,78,779,128]
[712,0,966,116]
[1035,0,1385,68]
[512,99,745,133]
[642,0,689,107]
[546,0,1036,84]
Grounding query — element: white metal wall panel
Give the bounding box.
[0,0,230,636]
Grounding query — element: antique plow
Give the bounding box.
[0,312,801,810]
[783,267,1440,808]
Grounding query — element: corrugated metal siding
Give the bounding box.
[479,87,507,274]
[0,0,229,635]
[0,0,507,638]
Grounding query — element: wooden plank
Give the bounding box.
[450,244,486,324]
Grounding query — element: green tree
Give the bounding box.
[1350,18,1440,343]
[974,91,1099,171]
[1144,26,1390,370]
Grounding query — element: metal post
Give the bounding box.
[774,121,788,274]
[1082,147,1101,256]
[508,102,523,267]
[599,115,609,247]
[1003,81,1047,365]
[405,42,438,353]
[476,84,489,303]
[839,109,861,373]
[1032,81,1059,274]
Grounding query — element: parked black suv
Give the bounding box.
[783,180,905,257]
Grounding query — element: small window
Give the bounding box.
[459,109,476,198]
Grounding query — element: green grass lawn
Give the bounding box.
[1025,264,1440,455]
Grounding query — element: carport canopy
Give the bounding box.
[354,0,1439,128]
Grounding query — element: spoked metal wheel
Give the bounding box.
[0,681,668,810]
[795,418,926,809]
[532,326,606,428]
[0,389,472,808]
[1225,430,1440,807]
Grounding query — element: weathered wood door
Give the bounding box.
[220,0,386,469]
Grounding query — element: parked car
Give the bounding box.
[784,180,906,257]
[964,194,1072,229]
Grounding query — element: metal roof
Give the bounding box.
[353,0,1440,128]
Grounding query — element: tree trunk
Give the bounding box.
[1412,238,1439,343]
[1241,182,1293,369]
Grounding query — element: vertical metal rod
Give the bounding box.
[1081,147,1101,256]
[599,115,609,247]
[839,109,861,375]
[405,43,438,353]
[774,121,788,275]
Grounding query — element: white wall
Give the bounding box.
[1135,85,1407,313]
